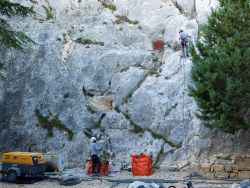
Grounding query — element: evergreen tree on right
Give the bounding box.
[190,0,250,134]
[0,0,34,50]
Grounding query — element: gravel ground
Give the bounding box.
[0,170,239,188]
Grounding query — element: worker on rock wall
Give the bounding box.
[90,137,102,176]
[179,29,191,58]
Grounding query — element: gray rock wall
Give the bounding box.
[0,0,249,168]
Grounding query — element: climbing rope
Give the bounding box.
[182,56,188,166]
[182,57,186,137]
[181,52,193,184]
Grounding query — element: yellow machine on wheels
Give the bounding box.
[1,152,46,182]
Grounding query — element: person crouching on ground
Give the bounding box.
[90,137,102,177]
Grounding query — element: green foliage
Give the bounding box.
[148,67,157,75]
[190,0,250,134]
[94,122,101,129]
[123,112,142,132]
[93,113,106,132]
[42,5,53,20]
[115,15,139,25]
[0,63,4,79]
[37,114,53,137]
[83,113,106,137]
[30,0,38,4]
[36,111,73,141]
[51,116,73,140]
[114,105,121,113]
[0,0,34,17]
[87,105,96,114]
[119,67,129,73]
[132,124,144,134]
[154,163,161,169]
[0,0,35,49]
[124,112,181,148]
[146,128,182,148]
[0,63,4,69]
[75,38,104,46]
[99,0,116,11]
[83,128,92,138]
[130,124,182,148]
[123,92,133,104]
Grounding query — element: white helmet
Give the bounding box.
[90,137,96,142]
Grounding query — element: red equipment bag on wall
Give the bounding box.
[131,154,154,176]
[86,160,109,176]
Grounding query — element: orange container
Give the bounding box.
[131,154,154,176]
[86,160,109,176]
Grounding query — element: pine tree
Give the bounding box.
[0,0,35,50]
[190,0,250,134]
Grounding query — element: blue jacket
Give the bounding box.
[90,142,101,156]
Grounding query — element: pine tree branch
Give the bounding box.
[0,0,36,49]
[0,18,34,50]
[0,0,35,17]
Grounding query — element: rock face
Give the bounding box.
[0,0,249,168]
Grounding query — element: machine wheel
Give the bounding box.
[7,170,17,183]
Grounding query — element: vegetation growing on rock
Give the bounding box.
[87,105,96,114]
[75,38,104,46]
[115,15,139,25]
[35,110,73,141]
[42,5,53,20]
[93,113,106,132]
[99,0,116,11]
[114,105,121,113]
[123,112,181,148]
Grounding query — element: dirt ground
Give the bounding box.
[0,170,239,188]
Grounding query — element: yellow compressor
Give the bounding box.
[1,152,46,182]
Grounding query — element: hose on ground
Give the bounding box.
[59,176,81,186]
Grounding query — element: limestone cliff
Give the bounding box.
[0,0,249,168]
